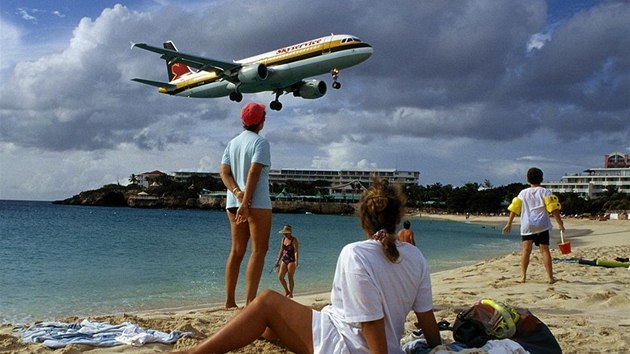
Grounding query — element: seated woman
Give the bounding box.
[178,178,441,354]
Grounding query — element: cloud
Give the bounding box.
[16,8,37,23]
[0,0,629,200]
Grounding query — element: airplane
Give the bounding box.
[131,34,373,111]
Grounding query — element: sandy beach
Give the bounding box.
[2,216,628,353]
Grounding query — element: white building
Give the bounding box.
[269,168,420,194]
[543,153,630,199]
[171,168,420,195]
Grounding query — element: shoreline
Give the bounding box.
[3,217,629,353]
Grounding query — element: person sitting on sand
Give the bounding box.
[503,167,565,284]
[176,178,441,354]
[397,219,416,245]
[274,224,299,298]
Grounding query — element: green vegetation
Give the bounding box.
[62,174,629,216]
[403,183,630,216]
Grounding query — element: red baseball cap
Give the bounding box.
[241,102,266,126]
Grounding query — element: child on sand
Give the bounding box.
[503,167,565,284]
[274,225,299,298]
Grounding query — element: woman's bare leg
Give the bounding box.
[181,290,313,354]
[244,208,272,305]
[278,262,290,296]
[225,211,250,308]
[287,262,297,298]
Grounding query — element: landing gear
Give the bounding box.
[331,68,341,89]
[269,90,283,111]
[270,100,282,111]
[229,92,243,102]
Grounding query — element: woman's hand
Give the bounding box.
[235,204,250,224]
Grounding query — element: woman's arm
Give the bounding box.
[219,164,243,203]
[415,310,441,348]
[275,239,283,266]
[361,318,387,354]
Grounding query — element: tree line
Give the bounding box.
[128,174,629,216]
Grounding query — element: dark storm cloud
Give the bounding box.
[1,0,628,154]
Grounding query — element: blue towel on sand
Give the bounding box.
[20,319,193,348]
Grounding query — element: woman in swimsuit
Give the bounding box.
[274,224,299,298]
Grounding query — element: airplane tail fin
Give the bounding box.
[163,41,192,81]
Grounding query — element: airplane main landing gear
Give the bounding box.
[270,100,282,111]
[269,90,283,111]
[229,92,243,102]
[331,68,341,89]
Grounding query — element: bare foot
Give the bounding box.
[519,277,526,283]
[548,278,557,284]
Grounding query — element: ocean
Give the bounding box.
[0,200,520,324]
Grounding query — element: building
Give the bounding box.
[269,168,420,194]
[171,168,420,195]
[543,153,630,199]
[135,170,167,189]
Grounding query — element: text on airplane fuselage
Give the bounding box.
[276,38,323,54]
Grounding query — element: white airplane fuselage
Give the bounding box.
[133,34,372,109]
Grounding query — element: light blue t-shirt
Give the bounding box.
[221,130,271,209]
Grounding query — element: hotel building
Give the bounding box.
[543,153,630,199]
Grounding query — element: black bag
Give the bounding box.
[452,302,498,347]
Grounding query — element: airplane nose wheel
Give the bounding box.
[229,92,243,102]
[331,68,341,89]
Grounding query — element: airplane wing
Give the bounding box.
[131,78,176,89]
[131,42,241,75]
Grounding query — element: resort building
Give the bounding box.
[171,168,420,195]
[543,153,630,199]
[269,168,420,194]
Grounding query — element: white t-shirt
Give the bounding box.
[517,186,553,235]
[221,130,271,209]
[313,239,433,354]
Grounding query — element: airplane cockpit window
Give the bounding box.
[342,37,362,44]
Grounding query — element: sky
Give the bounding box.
[1,0,628,201]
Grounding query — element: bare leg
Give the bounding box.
[520,240,533,283]
[540,245,555,283]
[225,211,250,308]
[244,208,272,305]
[287,262,297,298]
[180,290,313,354]
[278,262,290,296]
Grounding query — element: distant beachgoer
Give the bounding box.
[503,167,565,284]
[219,102,272,308]
[397,219,416,245]
[274,224,299,298]
[175,178,441,353]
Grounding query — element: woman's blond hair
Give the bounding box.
[358,178,406,262]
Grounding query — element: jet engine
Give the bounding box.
[237,64,268,82]
[295,80,327,99]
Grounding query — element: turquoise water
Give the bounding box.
[0,200,520,324]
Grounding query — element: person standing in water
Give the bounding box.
[274,224,299,298]
[397,219,416,245]
[174,178,441,354]
[220,102,272,308]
